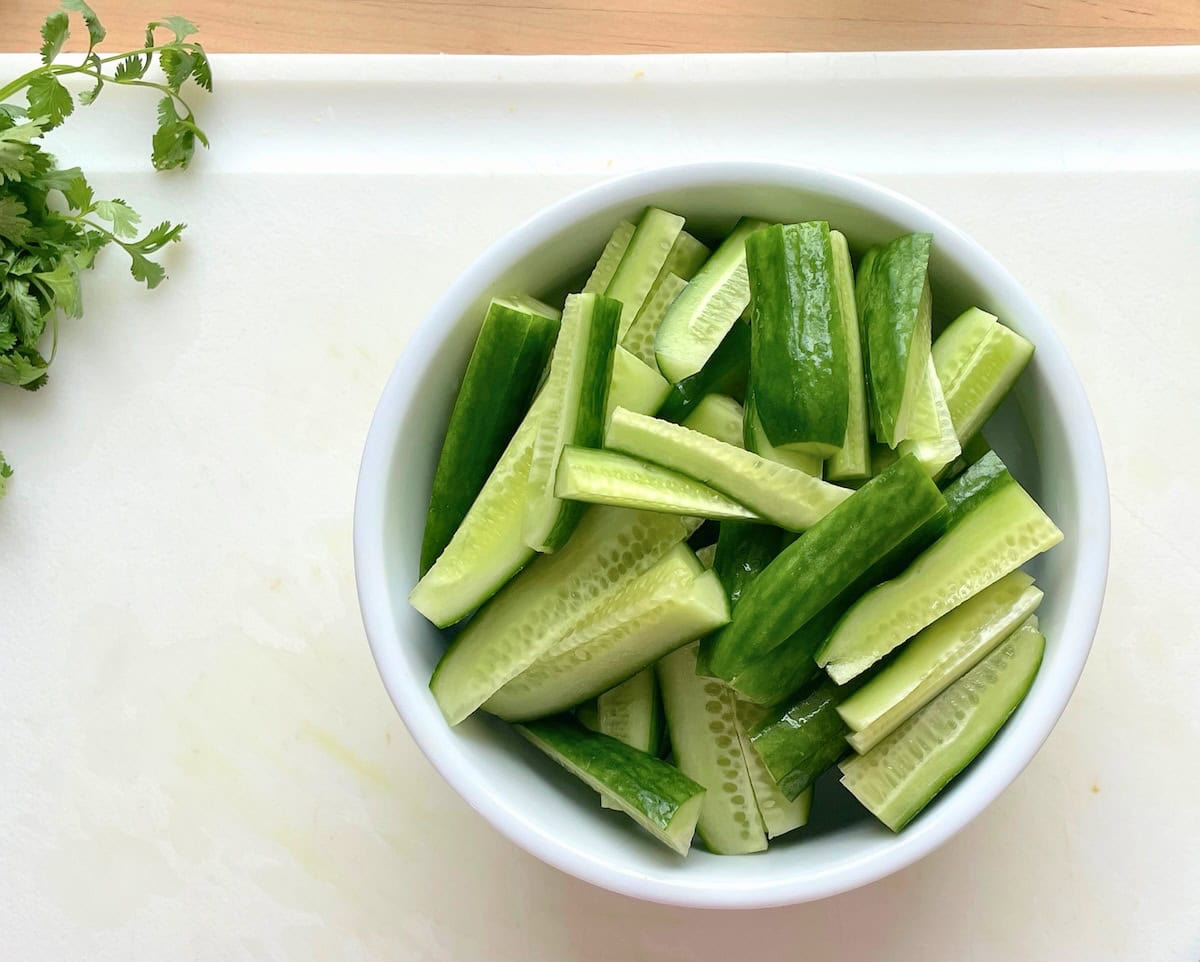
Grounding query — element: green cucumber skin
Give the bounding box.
[528,294,621,552]
[420,301,559,574]
[858,233,933,447]
[746,222,849,454]
[747,677,854,801]
[742,387,824,476]
[657,322,751,422]
[696,522,786,676]
[840,624,1045,831]
[518,716,705,856]
[942,450,1012,522]
[706,454,947,682]
[825,230,871,481]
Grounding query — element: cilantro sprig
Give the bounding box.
[1,1,210,497]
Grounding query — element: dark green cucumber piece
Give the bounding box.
[524,293,621,552]
[554,446,758,521]
[746,221,849,457]
[940,431,994,485]
[657,642,768,854]
[605,207,685,338]
[825,230,871,482]
[657,321,751,422]
[606,407,852,532]
[840,621,1045,831]
[745,676,855,801]
[705,453,947,683]
[857,233,933,447]
[518,716,705,856]
[696,522,786,677]
[655,217,769,383]
[597,667,664,810]
[733,700,812,838]
[420,297,560,574]
[430,507,699,725]
[742,386,823,476]
[933,307,1035,443]
[818,451,1063,684]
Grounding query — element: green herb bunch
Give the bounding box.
[0,0,211,494]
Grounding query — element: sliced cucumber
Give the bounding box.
[734,700,812,838]
[518,716,705,856]
[658,321,750,422]
[704,454,946,683]
[745,677,853,801]
[682,394,746,448]
[840,621,1045,831]
[933,307,1035,443]
[841,573,1043,753]
[818,451,1062,684]
[582,220,636,295]
[607,346,670,425]
[431,506,699,724]
[746,221,848,457]
[597,667,663,810]
[606,407,851,532]
[659,230,712,288]
[825,230,871,482]
[655,218,769,383]
[940,431,994,485]
[657,642,768,855]
[555,446,758,521]
[493,294,562,321]
[896,356,962,477]
[420,298,560,574]
[482,561,728,722]
[621,273,688,367]
[605,207,685,338]
[524,293,621,552]
[743,387,823,476]
[576,698,601,731]
[857,233,933,447]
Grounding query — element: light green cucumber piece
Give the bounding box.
[524,293,620,553]
[582,220,636,294]
[555,446,758,521]
[576,699,601,731]
[431,507,700,725]
[840,571,1043,753]
[493,293,563,321]
[743,387,823,476]
[857,233,933,447]
[605,207,686,338]
[608,407,850,531]
[682,394,746,448]
[621,272,688,367]
[840,621,1045,831]
[897,356,962,477]
[825,230,871,482]
[518,716,705,856]
[483,560,728,722]
[933,307,1035,443]
[657,642,768,855]
[655,218,770,383]
[658,231,711,288]
[695,543,718,569]
[818,451,1062,684]
[412,344,668,628]
[607,346,671,425]
[597,668,663,810]
[734,700,812,839]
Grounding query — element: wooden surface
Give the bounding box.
[2,0,1200,54]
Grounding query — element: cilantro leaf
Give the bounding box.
[0,196,32,243]
[127,249,166,289]
[34,259,83,318]
[0,452,12,498]
[26,74,75,130]
[0,120,45,183]
[61,0,106,51]
[190,48,213,93]
[94,198,140,238]
[40,11,70,65]
[148,16,200,42]
[151,96,196,170]
[76,53,105,106]
[0,350,49,388]
[158,47,196,95]
[62,172,94,211]
[114,54,150,82]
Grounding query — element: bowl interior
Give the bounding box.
[358,166,1106,906]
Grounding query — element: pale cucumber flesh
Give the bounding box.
[597,667,661,810]
[840,571,1043,753]
[431,507,699,724]
[607,407,851,531]
[825,229,871,482]
[582,220,636,294]
[682,394,747,448]
[840,622,1045,831]
[743,395,823,476]
[897,356,962,476]
[518,716,705,856]
[606,207,685,337]
[818,477,1062,684]
[482,564,728,722]
[555,446,758,521]
[734,699,811,838]
[607,347,670,425]
[621,272,688,367]
[657,642,768,855]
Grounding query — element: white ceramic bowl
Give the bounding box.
[353,163,1109,908]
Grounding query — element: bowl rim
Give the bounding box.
[353,161,1110,909]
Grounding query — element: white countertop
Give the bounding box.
[1,51,1197,961]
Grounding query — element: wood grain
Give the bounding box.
[2,0,1199,54]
